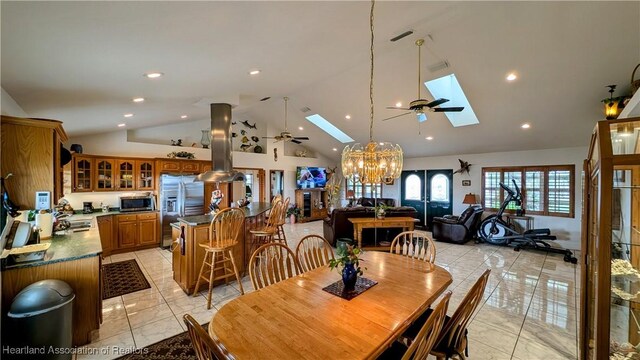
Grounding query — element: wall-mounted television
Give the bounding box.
[296,167,327,189]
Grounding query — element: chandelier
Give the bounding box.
[341,0,403,185]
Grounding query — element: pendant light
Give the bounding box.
[341,0,403,185]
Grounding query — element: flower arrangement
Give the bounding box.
[328,245,365,276]
[375,203,389,219]
[167,151,195,159]
[286,205,302,220]
[325,173,344,210]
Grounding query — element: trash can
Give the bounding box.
[7,279,75,360]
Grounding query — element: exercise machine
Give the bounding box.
[476,180,577,263]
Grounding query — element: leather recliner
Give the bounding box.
[432,205,484,244]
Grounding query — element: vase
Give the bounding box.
[200,130,211,149]
[377,212,385,220]
[290,214,296,224]
[342,263,358,291]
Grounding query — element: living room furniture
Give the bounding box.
[209,251,452,359]
[390,231,436,263]
[431,205,483,244]
[581,117,640,359]
[248,243,301,290]
[356,197,396,207]
[295,235,335,273]
[323,206,418,246]
[349,217,417,250]
[193,208,245,309]
[295,188,328,222]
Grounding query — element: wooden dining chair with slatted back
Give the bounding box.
[295,234,335,273]
[193,208,245,309]
[389,230,437,264]
[249,242,302,290]
[401,269,491,360]
[274,196,290,245]
[183,314,235,360]
[248,199,283,257]
[378,292,451,360]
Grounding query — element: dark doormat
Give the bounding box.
[115,323,207,360]
[102,259,151,299]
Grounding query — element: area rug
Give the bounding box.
[115,324,207,360]
[102,259,151,299]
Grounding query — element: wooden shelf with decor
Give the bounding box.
[581,117,640,359]
[294,188,328,222]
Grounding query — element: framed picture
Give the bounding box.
[462,180,471,186]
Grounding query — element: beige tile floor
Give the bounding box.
[77,221,579,360]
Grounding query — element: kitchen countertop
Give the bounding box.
[177,202,272,226]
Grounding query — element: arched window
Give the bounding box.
[431,174,449,202]
[404,174,422,200]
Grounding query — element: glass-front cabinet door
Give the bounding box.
[73,156,93,192]
[136,160,154,190]
[95,159,115,191]
[117,160,135,190]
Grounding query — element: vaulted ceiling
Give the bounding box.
[2,1,639,160]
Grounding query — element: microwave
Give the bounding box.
[120,196,155,212]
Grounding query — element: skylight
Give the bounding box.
[425,74,479,127]
[305,114,354,143]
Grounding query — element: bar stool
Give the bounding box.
[248,200,284,255]
[274,197,290,244]
[193,208,245,309]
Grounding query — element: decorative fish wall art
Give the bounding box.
[240,120,257,129]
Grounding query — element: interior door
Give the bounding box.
[401,170,426,228]
[426,170,453,230]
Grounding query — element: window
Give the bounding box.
[345,177,382,199]
[404,174,422,200]
[430,174,449,202]
[481,165,575,218]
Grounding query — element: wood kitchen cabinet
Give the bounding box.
[137,213,158,245]
[137,160,154,190]
[117,215,138,249]
[96,215,113,257]
[71,154,157,192]
[117,160,136,190]
[95,158,116,191]
[113,212,159,253]
[74,156,94,192]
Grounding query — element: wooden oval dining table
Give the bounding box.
[209,250,453,359]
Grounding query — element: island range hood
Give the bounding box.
[196,103,245,183]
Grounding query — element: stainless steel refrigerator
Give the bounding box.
[160,174,204,247]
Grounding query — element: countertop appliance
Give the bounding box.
[82,202,94,214]
[160,175,204,247]
[120,195,155,213]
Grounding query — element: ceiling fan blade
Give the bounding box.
[382,112,413,121]
[262,137,278,139]
[293,137,309,140]
[386,106,411,110]
[291,139,302,144]
[433,107,465,112]
[417,113,428,123]
[425,98,449,108]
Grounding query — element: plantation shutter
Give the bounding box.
[547,169,572,215]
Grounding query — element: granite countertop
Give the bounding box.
[178,202,272,226]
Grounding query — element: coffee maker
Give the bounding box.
[82,202,94,214]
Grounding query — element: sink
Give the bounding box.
[67,217,94,232]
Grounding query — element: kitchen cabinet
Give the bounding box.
[74,156,94,192]
[137,213,158,245]
[0,116,68,208]
[117,160,135,190]
[117,215,138,249]
[181,161,200,172]
[137,160,154,190]
[96,215,113,257]
[114,212,159,253]
[95,158,116,191]
[159,160,181,172]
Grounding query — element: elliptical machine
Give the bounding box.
[477,179,577,263]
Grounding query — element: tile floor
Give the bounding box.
[77,221,579,360]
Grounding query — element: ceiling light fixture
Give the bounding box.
[118,123,126,127]
[298,126,304,130]
[333,148,338,151]
[133,97,145,103]
[341,0,403,185]
[506,73,517,81]
[124,113,133,118]
[395,102,402,108]
[144,72,163,79]
[345,115,351,120]
[249,70,261,75]
[426,136,433,140]
[521,123,530,129]
[181,115,188,119]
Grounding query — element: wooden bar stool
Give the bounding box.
[274,197,290,244]
[193,208,245,309]
[248,200,284,256]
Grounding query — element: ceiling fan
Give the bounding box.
[383,39,464,123]
[263,97,310,144]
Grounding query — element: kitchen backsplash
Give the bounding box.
[62,191,154,211]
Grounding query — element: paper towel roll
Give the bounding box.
[36,213,53,239]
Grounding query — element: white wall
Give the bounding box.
[1,87,28,117]
[65,124,335,209]
[383,146,587,250]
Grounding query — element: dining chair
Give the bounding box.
[183,314,235,360]
[295,234,335,273]
[402,269,491,360]
[193,208,245,309]
[248,199,284,255]
[249,242,302,291]
[274,196,290,244]
[378,291,451,360]
[390,230,437,263]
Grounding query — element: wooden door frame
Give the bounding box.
[269,169,285,200]
[234,167,266,203]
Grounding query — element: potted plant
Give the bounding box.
[328,245,365,290]
[375,203,389,219]
[286,205,302,224]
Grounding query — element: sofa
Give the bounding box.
[355,197,396,207]
[323,206,418,246]
[431,205,483,244]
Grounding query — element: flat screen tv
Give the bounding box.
[296,166,327,189]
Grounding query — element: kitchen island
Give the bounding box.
[1,223,103,346]
[173,202,271,294]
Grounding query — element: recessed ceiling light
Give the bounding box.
[249,70,261,75]
[425,136,433,140]
[124,113,133,118]
[181,115,188,119]
[118,123,126,127]
[144,72,163,79]
[132,97,145,103]
[345,115,351,119]
[332,148,338,151]
[395,102,402,107]
[521,123,530,129]
[298,126,304,130]
[506,73,517,81]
